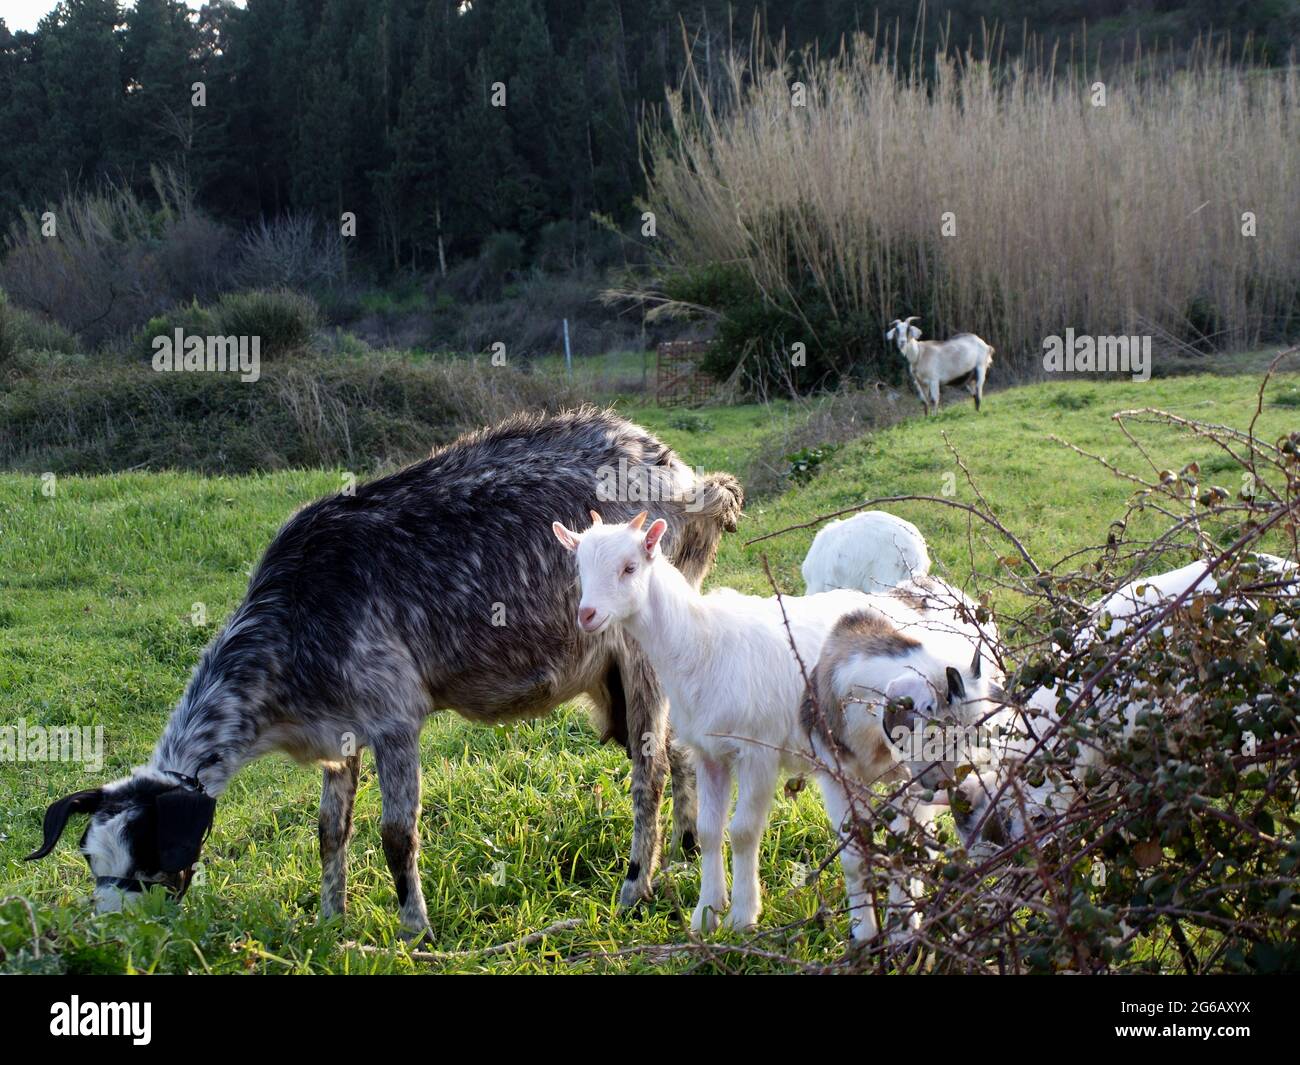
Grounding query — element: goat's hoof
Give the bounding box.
[397,923,433,947]
[618,875,653,910]
[670,827,698,859]
[723,908,759,932]
[690,901,725,934]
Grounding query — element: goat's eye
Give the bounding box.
[623,563,636,576]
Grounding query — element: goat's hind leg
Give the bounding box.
[319,752,361,922]
[618,648,670,907]
[372,733,431,939]
[668,733,699,856]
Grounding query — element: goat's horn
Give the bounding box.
[904,316,920,325]
[628,510,648,530]
[589,510,603,525]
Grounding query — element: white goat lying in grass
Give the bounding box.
[802,510,931,594]
[553,510,997,938]
[886,316,994,415]
[801,577,1004,941]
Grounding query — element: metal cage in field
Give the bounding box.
[655,340,719,407]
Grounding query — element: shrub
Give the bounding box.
[479,231,525,281]
[235,213,345,290]
[135,299,221,359]
[0,353,581,474]
[0,289,79,363]
[741,385,904,497]
[1049,389,1098,410]
[0,169,236,347]
[214,289,321,357]
[663,259,893,395]
[445,272,636,358]
[783,442,841,484]
[667,410,714,433]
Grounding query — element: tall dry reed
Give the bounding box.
[643,36,1299,369]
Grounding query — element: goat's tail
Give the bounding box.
[986,345,995,363]
[671,471,745,588]
[693,471,745,532]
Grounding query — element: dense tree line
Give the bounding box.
[1,0,1295,276]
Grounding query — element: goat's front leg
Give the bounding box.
[725,754,779,930]
[667,733,699,856]
[372,734,430,939]
[883,799,943,944]
[816,772,878,942]
[910,372,929,414]
[319,752,361,921]
[619,650,670,907]
[692,754,730,933]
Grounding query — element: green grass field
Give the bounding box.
[1,369,1295,973]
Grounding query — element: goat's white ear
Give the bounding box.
[552,521,581,552]
[885,325,897,340]
[643,518,668,557]
[907,325,921,340]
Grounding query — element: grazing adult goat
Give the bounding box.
[886,316,994,415]
[801,510,931,594]
[26,408,744,937]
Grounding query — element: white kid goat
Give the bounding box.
[553,510,996,939]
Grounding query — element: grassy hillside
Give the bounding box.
[0,371,1295,973]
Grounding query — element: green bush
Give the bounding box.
[0,289,80,363]
[136,299,220,359]
[0,353,580,474]
[784,442,841,484]
[667,410,714,433]
[358,286,426,320]
[479,231,525,281]
[1049,389,1098,410]
[214,288,320,357]
[662,254,912,395]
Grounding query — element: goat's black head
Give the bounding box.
[26,770,217,912]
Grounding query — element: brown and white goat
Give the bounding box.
[800,577,1004,941]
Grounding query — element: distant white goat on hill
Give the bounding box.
[886,316,994,415]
